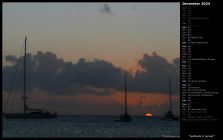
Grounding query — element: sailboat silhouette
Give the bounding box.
[115,72,132,122]
[3,37,57,119]
[161,75,179,121]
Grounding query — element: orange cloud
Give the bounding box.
[2,89,179,115]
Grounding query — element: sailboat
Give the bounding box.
[161,76,179,121]
[115,72,132,122]
[3,37,57,119]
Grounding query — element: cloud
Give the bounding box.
[99,4,113,14]
[3,51,124,95]
[59,58,125,91]
[128,52,180,95]
[3,51,179,96]
[5,55,18,64]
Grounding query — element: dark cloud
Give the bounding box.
[128,52,180,95]
[59,58,125,90]
[100,4,113,14]
[3,51,179,96]
[5,55,18,64]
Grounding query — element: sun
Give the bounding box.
[145,113,153,117]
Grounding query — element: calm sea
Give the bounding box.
[2,115,180,138]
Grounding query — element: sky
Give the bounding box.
[2,2,180,116]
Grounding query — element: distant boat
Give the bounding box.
[115,72,132,122]
[161,76,179,121]
[3,37,57,119]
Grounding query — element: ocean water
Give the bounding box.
[2,116,180,138]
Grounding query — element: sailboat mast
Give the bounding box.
[124,72,127,114]
[23,37,27,113]
[169,75,172,112]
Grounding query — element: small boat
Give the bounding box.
[3,37,57,119]
[161,76,179,121]
[161,110,179,121]
[115,72,132,122]
[4,109,57,119]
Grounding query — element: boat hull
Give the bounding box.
[4,113,57,119]
[161,111,179,121]
[115,113,132,122]
[161,116,179,121]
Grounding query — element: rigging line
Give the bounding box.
[4,43,24,113]
[8,55,23,112]
[9,43,26,113]
[9,58,21,112]
[8,64,23,113]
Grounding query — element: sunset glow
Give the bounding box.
[145,113,153,117]
[3,3,179,116]
[2,89,179,115]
